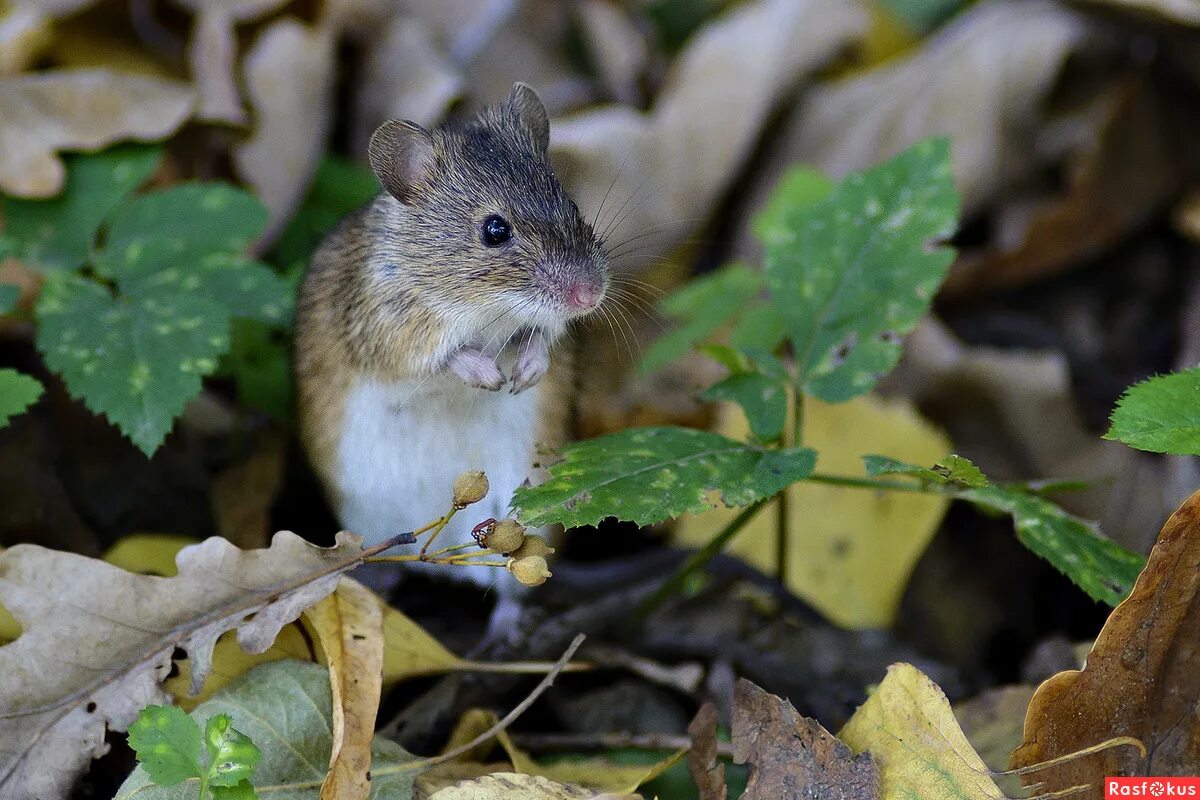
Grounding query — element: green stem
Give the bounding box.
[806,473,947,494]
[639,498,771,617]
[775,391,805,583]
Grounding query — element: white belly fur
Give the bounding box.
[334,369,541,593]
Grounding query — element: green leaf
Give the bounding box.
[960,485,1144,606]
[511,426,816,528]
[752,167,836,247]
[639,264,763,374]
[211,783,258,800]
[36,274,229,455]
[0,369,44,427]
[702,372,788,441]
[204,714,261,788]
[864,453,988,489]
[271,156,379,269]
[219,319,293,421]
[0,283,20,315]
[1105,368,1200,455]
[126,705,204,787]
[0,145,160,272]
[764,138,960,402]
[105,183,268,261]
[116,661,421,800]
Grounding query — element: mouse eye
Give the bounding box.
[481,214,512,247]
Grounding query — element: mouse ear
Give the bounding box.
[507,82,549,155]
[369,119,435,204]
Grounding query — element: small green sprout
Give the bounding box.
[127,704,261,800]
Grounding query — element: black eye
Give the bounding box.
[481,214,512,247]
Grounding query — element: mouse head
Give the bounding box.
[368,83,608,338]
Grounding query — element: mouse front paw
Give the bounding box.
[448,347,506,391]
[510,332,549,394]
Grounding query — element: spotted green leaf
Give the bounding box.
[702,371,788,441]
[512,426,816,528]
[0,369,44,427]
[864,453,988,489]
[0,146,161,272]
[204,714,261,789]
[220,319,293,421]
[36,274,229,455]
[1105,368,1200,455]
[105,183,268,261]
[127,705,204,787]
[764,138,960,402]
[640,264,764,374]
[0,283,19,315]
[752,166,835,246]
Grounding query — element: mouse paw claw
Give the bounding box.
[448,347,505,391]
[510,332,550,394]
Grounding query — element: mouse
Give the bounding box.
[294,83,608,601]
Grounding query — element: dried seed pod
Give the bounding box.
[508,555,551,586]
[483,518,526,554]
[510,535,554,560]
[452,470,489,507]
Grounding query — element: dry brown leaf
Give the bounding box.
[576,0,647,105]
[0,1,97,74]
[733,678,879,800]
[1011,488,1200,796]
[551,0,867,271]
[233,17,336,248]
[791,0,1086,217]
[429,772,633,800]
[0,530,369,800]
[308,578,385,800]
[687,703,727,800]
[351,14,463,158]
[0,68,193,198]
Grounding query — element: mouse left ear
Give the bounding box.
[507,82,550,155]
[369,119,435,204]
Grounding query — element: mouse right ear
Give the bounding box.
[369,120,435,204]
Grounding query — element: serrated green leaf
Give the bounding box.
[764,138,960,403]
[36,274,229,455]
[512,426,815,528]
[702,372,788,441]
[1105,368,1200,455]
[639,264,763,374]
[0,283,20,315]
[960,485,1143,606]
[220,319,293,421]
[271,156,379,270]
[127,705,204,787]
[752,166,835,246]
[0,369,43,427]
[865,453,989,489]
[117,661,420,800]
[99,237,294,326]
[1,146,160,272]
[105,183,268,261]
[204,714,261,788]
[211,782,258,800]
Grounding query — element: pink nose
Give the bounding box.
[568,282,601,310]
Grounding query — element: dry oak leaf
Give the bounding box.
[687,703,727,800]
[429,772,637,800]
[839,663,1005,800]
[307,578,385,800]
[733,678,879,800]
[0,530,368,800]
[0,69,193,198]
[1011,487,1200,798]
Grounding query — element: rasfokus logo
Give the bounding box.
[1107,778,1200,797]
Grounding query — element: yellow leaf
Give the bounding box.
[441,709,682,796]
[839,663,1004,800]
[676,395,951,628]
[103,533,198,577]
[307,578,385,800]
[380,598,464,684]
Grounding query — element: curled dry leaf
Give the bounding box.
[687,703,727,800]
[233,17,336,249]
[307,578,385,800]
[0,69,193,198]
[430,772,636,800]
[733,678,879,800]
[0,530,368,800]
[791,0,1087,217]
[1011,488,1200,797]
[839,663,1005,800]
[551,0,867,271]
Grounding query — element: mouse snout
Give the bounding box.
[567,281,602,311]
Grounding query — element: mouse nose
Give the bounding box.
[568,282,602,310]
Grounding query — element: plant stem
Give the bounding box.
[805,473,944,494]
[418,508,458,558]
[776,390,805,584]
[639,498,770,617]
